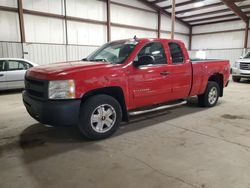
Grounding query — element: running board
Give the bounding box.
[128,101,187,116]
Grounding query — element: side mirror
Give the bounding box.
[134,55,155,67]
[240,56,243,59]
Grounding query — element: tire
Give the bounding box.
[232,76,241,82]
[78,94,122,140]
[198,81,220,107]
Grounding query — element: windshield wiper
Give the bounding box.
[92,59,107,62]
[82,58,110,63]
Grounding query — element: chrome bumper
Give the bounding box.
[231,67,250,78]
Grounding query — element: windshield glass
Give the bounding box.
[85,41,137,64]
[244,51,250,59]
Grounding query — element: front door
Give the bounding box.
[0,60,7,90]
[128,42,172,109]
[6,60,27,89]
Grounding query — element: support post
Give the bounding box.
[64,0,68,45]
[17,0,25,58]
[171,0,175,39]
[157,10,161,38]
[106,0,111,42]
[64,0,68,61]
[244,20,249,49]
[17,0,25,43]
[189,27,192,50]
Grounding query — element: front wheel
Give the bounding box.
[198,81,220,107]
[78,94,122,140]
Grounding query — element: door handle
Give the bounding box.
[0,74,4,77]
[160,71,170,76]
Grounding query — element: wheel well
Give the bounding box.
[81,87,128,122]
[208,74,224,97]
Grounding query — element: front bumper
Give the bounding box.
[22,90,81,126]
[231,67,250,78]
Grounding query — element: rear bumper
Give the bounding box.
[22,90,81,126]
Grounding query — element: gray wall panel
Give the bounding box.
[0,42,22,58]
[23,43,67,64]
[1,41,248,67]
[0,42,99,65]
[189,48,248,66]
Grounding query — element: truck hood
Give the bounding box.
[27,61,117,79]
[237,59,250,63]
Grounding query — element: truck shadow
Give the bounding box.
[0,89,23,95]
[19,97,210,147]
[14,97,214,161]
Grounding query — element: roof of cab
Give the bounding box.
[110,38,184,44]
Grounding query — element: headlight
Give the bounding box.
[48,80,75,99]
[234,62,239,68]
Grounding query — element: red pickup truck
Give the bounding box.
[23,38,230,140]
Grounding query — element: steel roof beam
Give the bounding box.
[221,0,248,22]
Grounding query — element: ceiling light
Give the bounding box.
[179,12,190,16]
[194,2,205,7]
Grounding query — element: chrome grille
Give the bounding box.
[240,62,250,70]
[25,77,48,100]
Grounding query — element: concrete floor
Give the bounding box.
[1,80,250,188]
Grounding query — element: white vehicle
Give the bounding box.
[0,58,38,90]
[232,52,250,82]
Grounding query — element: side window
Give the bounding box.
[0,60,6,71]
[7,60,26,71]
[135,42,167,65]
[21,61,32,70]
[168,42,184,64]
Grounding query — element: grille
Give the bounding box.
[240,62,250,70]
[25,77,48,100]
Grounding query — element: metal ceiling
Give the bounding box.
[145,0,250,26]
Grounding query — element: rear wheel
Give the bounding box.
[198,81,220,107]
[78,94,122,140]
[232,76,241,82]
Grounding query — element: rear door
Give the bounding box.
[167,42,192,99]
[0,60,7,90]
[129,42,172,108]
[5,60,27,89]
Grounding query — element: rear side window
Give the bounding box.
[7,60,26,71]
[20,61,33,69]
[169,42,184,64]
[136,42,167,65]
[0,60,6,71]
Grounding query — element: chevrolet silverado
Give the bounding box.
[23,38,230,140]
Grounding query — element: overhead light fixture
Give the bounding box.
[179,12,190,16]
[194,2,205,7]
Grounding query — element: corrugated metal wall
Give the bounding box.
[2,40,245,66]
[189,48,247,66]
[0,0,191,65]
[0,42,23,58]
[22,43,99,64]
[190,20,249,66]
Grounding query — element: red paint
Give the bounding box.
[26,38,230,110]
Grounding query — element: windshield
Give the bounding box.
[85,41,137,64]
[244,51,250,59]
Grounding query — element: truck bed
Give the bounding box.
[190,58,226,63]
[189,59,230,97]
